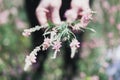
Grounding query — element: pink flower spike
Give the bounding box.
[24,53,37,71]
[42,38,51,50]
[80,12,92,27]
[29,54,37,63]
[70,39,80,58]
[25,54,36,64]
[22,30,31,37]
[25,56,32,65]
[52,40,62,52]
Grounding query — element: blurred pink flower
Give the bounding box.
[117,24,120,30]
[42,38,51,50]
[109,76,113,80]
[82,42,88,48]
[0,10,9,25]
[91,75,99,80]
[108,32,113,38]
[0,0,2,4]
[109,17,115,25]
[110,6,118,13]
[15,19,27,29]
[80,51,89,59]
[102,0,110,10]
[80,72,86,78]
[88,38,104,48]
[52,40,62,52]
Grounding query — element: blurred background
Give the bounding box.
[0,0,120,80]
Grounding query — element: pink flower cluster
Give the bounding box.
[80,11,93,27]
[42,38,51,50]
[70,39,80,58]
[22,29,31,37]
[71,10,95,30]
[24,46,40,71]
[70,39,80,48]
[24,54,37,71]
[52,40,62,52]
[23,9,95,70]
[51,40,62,59]
[22,26,41,37]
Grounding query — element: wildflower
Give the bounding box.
[24,46,40,71]
[22,26,42,37]
[51,40,62,59]
[24,54,36,71]
[52,40,62,52]
[42,38,51,50]
[22,29,31,37]
[80,12,92,27]
[70,39,80,58]
[27,54,36,63]
[70,39,80,48]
